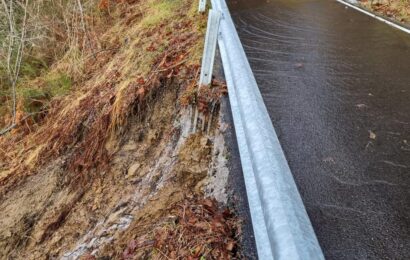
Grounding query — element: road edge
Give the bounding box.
[336,0,410,34]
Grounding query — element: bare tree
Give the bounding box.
[0,0,100,135]
[0,0,28,135]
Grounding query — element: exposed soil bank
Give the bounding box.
[0,81,238,259]
[0,0,250,258]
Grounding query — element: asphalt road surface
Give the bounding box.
[228,0,410,259]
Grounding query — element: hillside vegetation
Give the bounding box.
[0,0,241,259]
[359,0,410,25]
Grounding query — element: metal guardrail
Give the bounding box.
[202,1,325,259]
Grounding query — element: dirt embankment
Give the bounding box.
[0,0,243,259]
[358,0,410,26]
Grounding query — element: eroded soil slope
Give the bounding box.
[0,0,242,259]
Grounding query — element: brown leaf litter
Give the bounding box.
[99,196,242,259]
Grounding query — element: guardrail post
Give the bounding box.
[198,9,221,87]
[193,9,221,133]
[198,0,207,13]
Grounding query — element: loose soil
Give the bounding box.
[0,0,244,259]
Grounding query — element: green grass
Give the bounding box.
[17,72,72,113]
[20,57,49,80]
[45,73,72,97]
[0,55,50,114]
[140,0,184,27]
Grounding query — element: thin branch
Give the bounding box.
[77,0,96,58]
[0,124,16,136]
[0,110,48,136]
[0,0,29,133]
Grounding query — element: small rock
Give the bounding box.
[123,142,138,151]
[127,162,141,177]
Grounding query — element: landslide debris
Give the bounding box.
[0,0,242,259]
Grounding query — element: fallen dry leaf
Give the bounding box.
[369,130,376,140]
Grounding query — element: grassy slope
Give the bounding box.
[0,0,204,178]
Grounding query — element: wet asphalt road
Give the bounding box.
[228,0,410,259]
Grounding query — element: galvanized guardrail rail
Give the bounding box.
[199,0,325,259]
